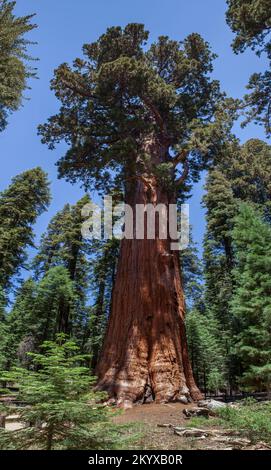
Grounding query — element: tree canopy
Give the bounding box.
[0,0,36,131]
[0,168,50,290]
[226,0,271,136]
[38,23,232,195]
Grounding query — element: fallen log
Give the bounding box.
[157,423,173,428]
[183,407,210,418]
[210,436,251,447]
[173,426,238,436]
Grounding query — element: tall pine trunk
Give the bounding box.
[96,136,202,405]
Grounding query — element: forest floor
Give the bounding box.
[114,402,270,450]
[114,402,214,450]
[4,400,270,450]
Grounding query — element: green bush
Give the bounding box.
[218,400,271,444]
[187,399,271,445]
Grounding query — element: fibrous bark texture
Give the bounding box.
[96,138,202,406]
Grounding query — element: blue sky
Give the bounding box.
[0,0,268,256]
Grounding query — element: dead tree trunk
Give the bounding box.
[96,137,202,406]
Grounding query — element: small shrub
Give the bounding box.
[218,401,271,444]
[0,335,137,450]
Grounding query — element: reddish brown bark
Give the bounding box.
[96,138,202,406]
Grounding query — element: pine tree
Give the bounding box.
[0,0,36,131]
[226,0,271,136]
[3,278,36,369]
[0,286,7,369]
[29,266,76,344]
[203,168,237,328]
[3,267,77,368]
[87,238,119,370]
[38,23,234,404]
[186,309,225,395]
[181,229,204,311]
[231,203,271,393]
[223,139,271,219]
[0,168,50,290]
[202,139,271,391]
[0,336,132,450]
[33,196,91,336]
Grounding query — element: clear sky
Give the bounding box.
[0,0,268,257]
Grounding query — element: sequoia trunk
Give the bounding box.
[96,138,202,406]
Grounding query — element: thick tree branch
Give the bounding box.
[171,149,189,167]
[60,77,96,100]
[175,160,189,187]
[141,95,169,140]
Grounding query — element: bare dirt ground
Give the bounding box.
[114,402,215,450]
[114,402,269,450]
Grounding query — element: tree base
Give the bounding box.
[96,177,202,406]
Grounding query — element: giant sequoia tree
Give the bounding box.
[39,24,229,405]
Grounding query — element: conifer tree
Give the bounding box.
[181,230,204,311]
[226,0,271,136]
[0,336,132,450]
[33,196,90,335]
[203,139,271,391]
[0,286,7,369]
[186,309,225,394]
[3,267,77,369]
[203,168,237,329]
[0,168,50,290]
[38,23,234,404]
[223,139,271,219]
[231,203,271,393]
[3,278,36,368]
[30,266,76,344]
[87,238,119,370]
[0,0,36,131]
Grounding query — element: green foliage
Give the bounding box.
[226,1,271,136]
[181,229,204,310]
[0,286,7,369]
[186,309,225,393]
[202,139,271,391]
[29,266,77,343]
[187,399,271,445]
[2,267,77,370]
[33,196,93,338]
[38,24,226,194]
[3,278,36,368]
[0,167,50,290]
[203,167,236,328]
[0,0,37,131]
[226,0,271,54]
[87,238,119,369]
[218,401,271,444]
[0,336,132,450]
[224,140,271,218]
[34,196,90,280]
[231,203,271,392]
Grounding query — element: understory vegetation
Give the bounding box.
[188,400,271,445]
